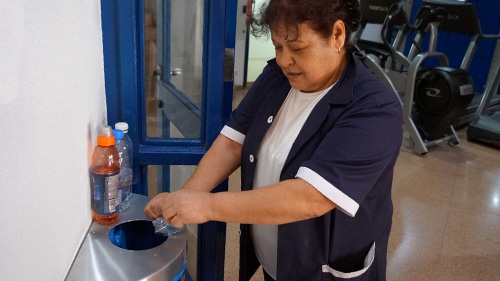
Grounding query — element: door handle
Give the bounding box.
[170,68,182,76]
[153,65,162,80]
[153,66,182,80]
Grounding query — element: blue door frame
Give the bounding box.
[100,1,237,280]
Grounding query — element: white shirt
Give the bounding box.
[250,85,333,279]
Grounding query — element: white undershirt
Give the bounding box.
[250,85,333,279]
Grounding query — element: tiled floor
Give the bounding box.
[224,87,500,281]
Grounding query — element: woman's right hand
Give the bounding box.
[144,189,214,228]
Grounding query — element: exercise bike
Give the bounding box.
[406,0,500,127]
[355,0,475,155]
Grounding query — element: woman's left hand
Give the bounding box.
[144,189,213,228]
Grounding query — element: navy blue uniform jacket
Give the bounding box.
[224,52,402,281]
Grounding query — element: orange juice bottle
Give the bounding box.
[91,125,120,225]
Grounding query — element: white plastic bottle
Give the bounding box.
[113,128,133,211]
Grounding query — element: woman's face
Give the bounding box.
[271,21,346,93]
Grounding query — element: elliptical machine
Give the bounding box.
[402,3,475,154]
[407,1,500,127]
[354,0,475,155]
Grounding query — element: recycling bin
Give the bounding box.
[66,194,187,281]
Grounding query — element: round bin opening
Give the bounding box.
[109,220,168,250]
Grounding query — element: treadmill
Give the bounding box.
[413,1,500,127]
[467,61,500,147]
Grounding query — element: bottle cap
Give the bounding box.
[97,125,115,146]
[115,122,129,133]
[113,129,124,140]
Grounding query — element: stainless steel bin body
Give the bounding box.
[66,194,187,281]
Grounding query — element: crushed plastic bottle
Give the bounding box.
[152,217,184,236]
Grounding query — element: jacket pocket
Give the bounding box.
[321,242,375,280]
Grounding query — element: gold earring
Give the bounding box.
[338,47,341,53]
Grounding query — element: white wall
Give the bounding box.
[0,1,107,280]
[234,0,248,86]
[246,0,275,82]
[234,0,276,86]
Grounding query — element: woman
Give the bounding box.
[144,0,402,280]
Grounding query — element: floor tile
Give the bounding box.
[451,174,500,216]
[433,254,500,281]
[387,229,442,280]
[393,166,456,203]
[392,190,451,244]
[441,204,500,257]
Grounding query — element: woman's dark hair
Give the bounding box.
[251,0,361,49]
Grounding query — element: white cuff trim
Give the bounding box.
[296,166,359,217]
[220,125,245,145]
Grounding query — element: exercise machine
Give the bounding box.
[407,0,500,127]
[467,60,500,147]
[403,4,474,154]
[355,0,475,155]
[353,0,409,102]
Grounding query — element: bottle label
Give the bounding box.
[91,171,120,215]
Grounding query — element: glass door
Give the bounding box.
[101,0,237,280]
[148,0,203,141]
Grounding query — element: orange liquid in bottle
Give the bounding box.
[91,157,120,225]
[91,126,121,225]
[92,210,119,225]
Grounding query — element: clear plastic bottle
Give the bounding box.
[115,122,133,209]
[91,125,120,225]
[115,122,133,165]
[113,128,133,211]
